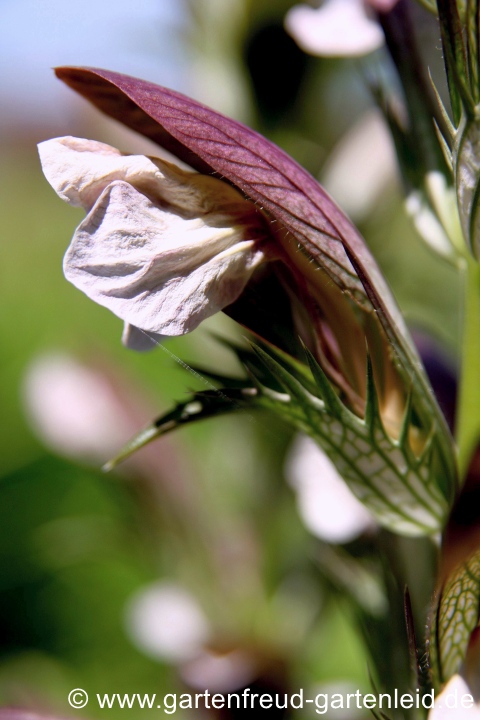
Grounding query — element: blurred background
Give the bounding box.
[0,0,461,717]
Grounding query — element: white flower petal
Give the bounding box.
[40,136,271,343]
[285,0,385,57]
[428,675,480,719]
[285,434,376,543]
[125,581,210,663]
[38,136,253,214]
[39,136,127,210]
[64,181,266,336]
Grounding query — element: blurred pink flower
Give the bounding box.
[23,353,132,461]
[22,351,201,517]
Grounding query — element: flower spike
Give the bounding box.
[43,66,458,535]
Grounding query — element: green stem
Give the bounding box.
[456,255,480,480]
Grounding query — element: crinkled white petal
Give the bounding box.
[285,0,385,57]
[428,675,480,719]
[40,136,270,342]
[39,137,124,210]
[285,434,376,543]
[38,136,252,214]
[64,181,265,336]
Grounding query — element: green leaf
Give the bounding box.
[431,549,480,683]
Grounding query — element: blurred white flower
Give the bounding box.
[321,109,398,222]
[428,675,480,719]
[285,0,396,57]
[38,137,270,350]
[125,585,277,693]
[23,353,132,460]
[285,434,376,543]
[125,581,210,663]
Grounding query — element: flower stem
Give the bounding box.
[456,255,480,481]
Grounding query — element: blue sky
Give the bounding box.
[0,0,190,128]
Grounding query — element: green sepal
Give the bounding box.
[301,342,344,418]
[235,341,450,535]
[105,340,452,537]
[429,70,456,145]
[430,549,480,685]
[251,344,451,536]
[430,0,480,261]
[103,388,252,471]
[210,334,312,394]
[249,342,320,408]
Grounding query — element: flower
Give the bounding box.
[284,0,397,58]
[428,674,480,719]
[320,109,398,222]
[40,70,417,431]
[125,581,210,663]
[38,136,272,349]
[285,434,376,543]
[125,583,263,692]
[38,66,458,537]
[22,352,132,460]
